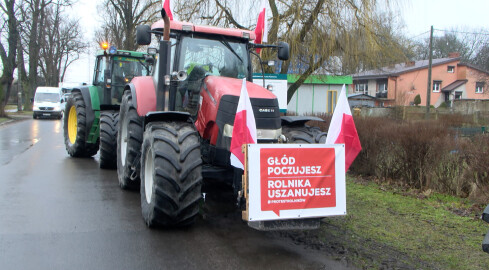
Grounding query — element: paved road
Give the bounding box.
[0,119,352,270]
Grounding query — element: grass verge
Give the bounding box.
[316,177,489,269]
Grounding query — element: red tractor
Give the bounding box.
[118,10,326,228]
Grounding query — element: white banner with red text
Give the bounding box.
[246,144,346,221]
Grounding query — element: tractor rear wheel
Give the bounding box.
[282,125,327,144]
[63,91,99,157]
[99,111,119,169]
[117,92,143,190]
[140,121,202,227]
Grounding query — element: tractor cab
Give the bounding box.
[93,44,151,106]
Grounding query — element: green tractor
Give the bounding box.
[64,44,151,169]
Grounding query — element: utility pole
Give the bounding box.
[425,25,434,119]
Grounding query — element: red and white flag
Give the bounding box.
[230,78,257,170]
[254,0,268,53]
[326,84,362,172]
[163,0,173,20]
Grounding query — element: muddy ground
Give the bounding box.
[202,182,437,270]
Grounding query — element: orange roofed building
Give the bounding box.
[351,53,489,107]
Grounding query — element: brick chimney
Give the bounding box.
[448,52,460,58]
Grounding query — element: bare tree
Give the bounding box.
[411,27,489,64]
[0,0,20,116]
[175,0,408,103]
[95,0,160,51]
[18,0,53,109]
[39,2,87,86]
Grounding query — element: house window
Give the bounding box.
[327,90,338,114]
[447,66,455,73]
[455,91,462,99]
[476,82,484,93]
[355,81,368,94]
[433,81,441,92]
[377,80,388,93]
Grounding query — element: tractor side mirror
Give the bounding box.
[137,25,152,45]
[277,42,290,61]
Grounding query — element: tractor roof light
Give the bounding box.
[101,42,109,50]
[109,46,117,54]
[242,32,250,39]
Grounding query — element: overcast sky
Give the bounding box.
[62,0,489,84]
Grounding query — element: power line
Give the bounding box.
[434,28,489,36]
[409,30,430,40]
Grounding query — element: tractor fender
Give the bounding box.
[71,86,99,137]
[144,111,193,130]
[126,76,156,117]
[281,115,324,127]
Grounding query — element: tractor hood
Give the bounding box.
[203,76,277,101]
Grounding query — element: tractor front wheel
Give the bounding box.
[117,91,143,190]
[99,111,119,169]
[63,92,99,157]
[140,121,202,227]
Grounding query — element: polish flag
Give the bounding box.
[254,0,268,53]
[326,85,362,172]
[163,0,173,20]
[230,78,257,170]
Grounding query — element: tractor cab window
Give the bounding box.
[175,36,249,115]
[110,56,148,103]
[111,57,148,86]
[178,37,248,80]
[94,56,107,85]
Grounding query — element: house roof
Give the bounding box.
[348,93,377,100]
[352,57,460,80]
[457,62,489,75]
[442,80,467,92]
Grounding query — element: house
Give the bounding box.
[351,53,489,107]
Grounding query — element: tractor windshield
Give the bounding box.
[178,36,249,79]
[174,36,249,116]
[112,57,149,86]
[110,56,149,104]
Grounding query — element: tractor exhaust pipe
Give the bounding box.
[161,8,170,41]
[156,8,172,111]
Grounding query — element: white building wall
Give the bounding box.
[287,84,346,115]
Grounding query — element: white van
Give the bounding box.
[33,87,63,119]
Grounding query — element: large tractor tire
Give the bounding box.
[140,121,202,228]
[117,92,143,190]
[282,125,327,144]
[64,91,99,157]
[99,111,119,169]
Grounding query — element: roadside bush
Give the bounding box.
[310,113,489,199]
[463,135,489,201]
[428,137,469,196]
[349,117,398,177]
